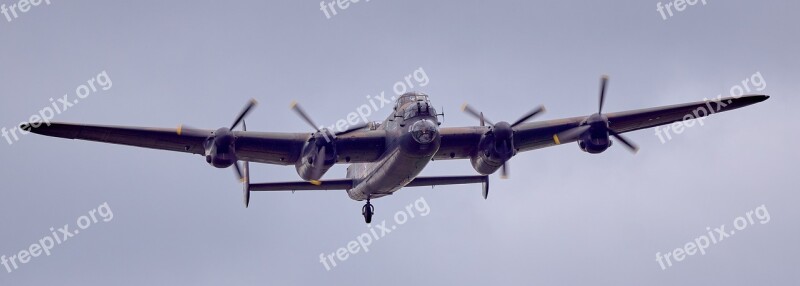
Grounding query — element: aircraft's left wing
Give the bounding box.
[435,94,768,159]
[512,94,769,152]
[25,122,387,165]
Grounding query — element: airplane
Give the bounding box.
[24,76,769,223]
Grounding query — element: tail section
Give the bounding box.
[243,160,251,208]
[242,120,251,208]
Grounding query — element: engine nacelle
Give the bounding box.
[470,128,514,175]
[204,128,238,168]
[295,132,337,181]
[470,153,504,175]
[577,131,612,154]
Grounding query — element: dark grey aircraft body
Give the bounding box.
[26,77,769,223]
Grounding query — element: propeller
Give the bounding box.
[311,145,326,183]
[290,101,369,182]
[231,120,250,182]
[609,129,638,152]
[178,99,258,182]
[462,103,546,178]
[462,104,494,126]
[290,101,321,132]
[553,125,591,144]
[230,100,258,181]
[599,75,608,114]
[461,104,546,129]
[232,100,257,130]
[554,76,639,153]
[500,163,509,179]
[290,101,369,137]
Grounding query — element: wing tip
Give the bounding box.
[19,122,43,134]
[739,94,770,105]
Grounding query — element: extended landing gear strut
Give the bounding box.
[362,196,374,224]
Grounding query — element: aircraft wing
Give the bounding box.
[513,94,769,151]
[435,94,768,159]
[25,122,387,165]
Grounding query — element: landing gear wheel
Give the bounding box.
[362,200,374,224]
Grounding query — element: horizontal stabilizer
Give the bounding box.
[249,179,354,192]
[406,175,490,198]
[406,175,488,187]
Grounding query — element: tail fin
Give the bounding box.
[242,120,251,208]
[243,160,251,208]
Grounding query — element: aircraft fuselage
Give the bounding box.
[345,92,440,201]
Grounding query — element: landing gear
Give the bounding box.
[362,197,374,224]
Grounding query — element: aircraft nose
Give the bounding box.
[410,119,438,144]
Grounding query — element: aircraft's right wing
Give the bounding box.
[26,122,387,165]
[235,130,387,165]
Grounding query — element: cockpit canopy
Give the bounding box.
[396,92,429,107]
[397,92,436,120]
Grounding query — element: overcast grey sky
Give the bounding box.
[1,0,798,285]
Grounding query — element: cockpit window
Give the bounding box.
[396,92,429,107]
[403,102,436,120]
[404,105,416,119]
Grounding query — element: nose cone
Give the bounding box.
[493,121,513,140]
[410,119,439,144]
[207,127,237,168]
[586,113,609,128]
[214,128,234,144]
